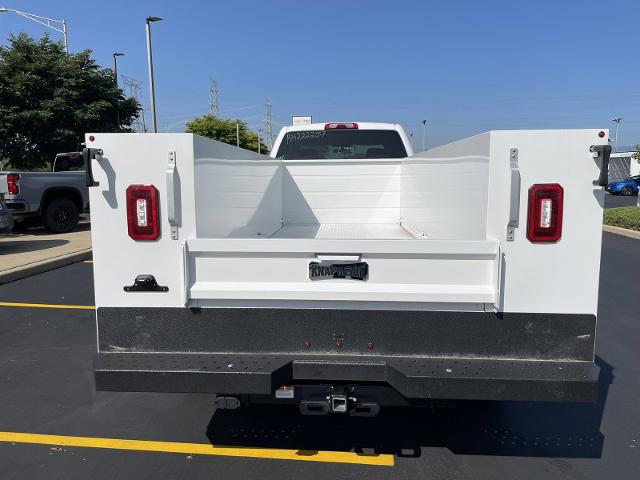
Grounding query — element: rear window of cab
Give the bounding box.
[275,130,407,160]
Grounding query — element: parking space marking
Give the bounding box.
[0,302,96,310]
[83,260,93,263]
[0,432,394,466]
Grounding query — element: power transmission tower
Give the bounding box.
[209,78,219,116]
[121,75,146,132]
[265,99,273,151]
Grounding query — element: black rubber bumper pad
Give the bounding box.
[95,353,599,403]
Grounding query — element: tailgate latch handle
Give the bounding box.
[166,150,179,240]
[506,148,520,242]
[590,144,612,187]
[82,147,102,187]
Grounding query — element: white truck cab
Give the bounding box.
[270,122,414,160]
[85,126,611,416]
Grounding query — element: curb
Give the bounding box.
[603,225,640,240]
[0,248,92,285]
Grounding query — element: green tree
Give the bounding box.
[0,33,140,170]
[185,114,268,153]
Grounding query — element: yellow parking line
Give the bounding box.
[0,432,393,466]
[0,302,96,310]
[83,260,93,264]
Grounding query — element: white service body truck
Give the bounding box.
[86,123,611,416]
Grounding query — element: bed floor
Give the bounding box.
[269,223,416,240]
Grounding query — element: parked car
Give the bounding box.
[606,175,640,195]
[0,152,89,233]
[0,190,14,234]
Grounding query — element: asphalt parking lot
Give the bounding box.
[0,232,638,479]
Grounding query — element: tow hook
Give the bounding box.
[214,396,241,410]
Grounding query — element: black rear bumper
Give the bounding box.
[95,352,599,403]
[94,307,599,403]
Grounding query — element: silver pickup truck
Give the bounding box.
[0,152,89,233]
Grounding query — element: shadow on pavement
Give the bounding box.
[8,220,91,237]
[604,193,638,209]
[0,238,69,252]
[206,356,613,460]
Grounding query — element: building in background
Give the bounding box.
[609,145,640,182]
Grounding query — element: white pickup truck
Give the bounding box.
[87,122,611,416]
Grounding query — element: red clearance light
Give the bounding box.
[7,174,19,195]
[526,184,563,243]
[126,185,159,240]
[324,122,358,130]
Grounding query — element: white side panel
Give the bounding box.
[194,160,282,238]
[193,136,280,238]
[283,159,401,225]
[487,130,607,315]
[401,133,491,239]
[88,133,197,308]
[630,156,640,177]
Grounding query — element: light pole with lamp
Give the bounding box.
[145,16,163,133]
[0,7,68,53]
[612,117,623,148]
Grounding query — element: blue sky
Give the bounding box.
[1,0,638,148]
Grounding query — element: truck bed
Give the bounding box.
[86,130,608,408]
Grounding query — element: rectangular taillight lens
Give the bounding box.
[527,184,563,243]
[126,185,159,240]
[7,174,19,195]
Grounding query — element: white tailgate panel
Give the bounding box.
[187,239,498,305]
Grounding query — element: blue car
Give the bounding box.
[606,175,640,196]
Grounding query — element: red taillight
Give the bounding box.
[7,174,19,195]
[527,184,563,243]
[126,185,159,240]
[324,122,358,129]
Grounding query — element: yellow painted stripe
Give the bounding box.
[0,302,96,310]
[0,432,393,466]
[83,260,93,264]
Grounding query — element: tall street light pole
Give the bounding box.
[421,120,427,151]
[113,52,124,128]
[145,16,163,133]
[0,7,68,53]
[612,117,623,148]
